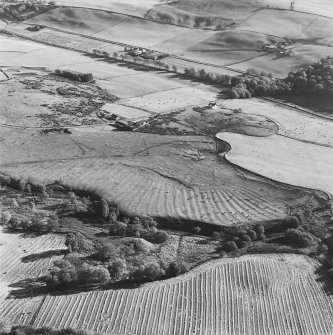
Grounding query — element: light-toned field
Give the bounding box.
[0,229,66,324]
[32,254,333,335]
[102,103,152,119]
[119,85,217,114]
[217,132,333,194]
[219,98,333,147]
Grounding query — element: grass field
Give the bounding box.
[32,254,333,335]
[217,132,333,194]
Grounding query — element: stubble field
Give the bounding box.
[32,254,333,335]
[0,229,66,324]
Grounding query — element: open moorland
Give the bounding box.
[0,0,333,334]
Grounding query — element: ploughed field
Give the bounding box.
[0,229,66,324]
[0,133,306,225]
[32,254,333,335]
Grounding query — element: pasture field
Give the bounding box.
[0,229,66,324]
[32,254,333,335]
[219,98,333,147]
[216,132,333,194]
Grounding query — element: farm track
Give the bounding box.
[32,255,333,335]
[0,157,290,226]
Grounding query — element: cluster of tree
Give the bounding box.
[222,225,265,252]
[131,260,188,282]
[228,57,333,99]
[0,323,97,335]
[183,67,231,85]
[4,213,59,233]
[91,49,170,72]
[45,259,110,287]
[284,228,314,247]
[54,69,94,83]
[0,1,49,21]
[268,215,300,233]
[0,175,52,200]
[229,70,291,98]
[46,250,189,287]
[109,216,169,244]
[286,56,333,96]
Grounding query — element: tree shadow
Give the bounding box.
[8,277,143,300]
[7,278,48,299]
[21,249,67,263]
[94,232,109,238]
[315,264,333,296]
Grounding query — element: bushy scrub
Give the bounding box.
[54,69,94,83]
[45,259,110,287]
[227,56,333,99]
[284,228,314,247]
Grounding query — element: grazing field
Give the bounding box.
[0,229,66,324]
[219,99,333,147]
[216,132,333,194]
[32,254,333,335]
